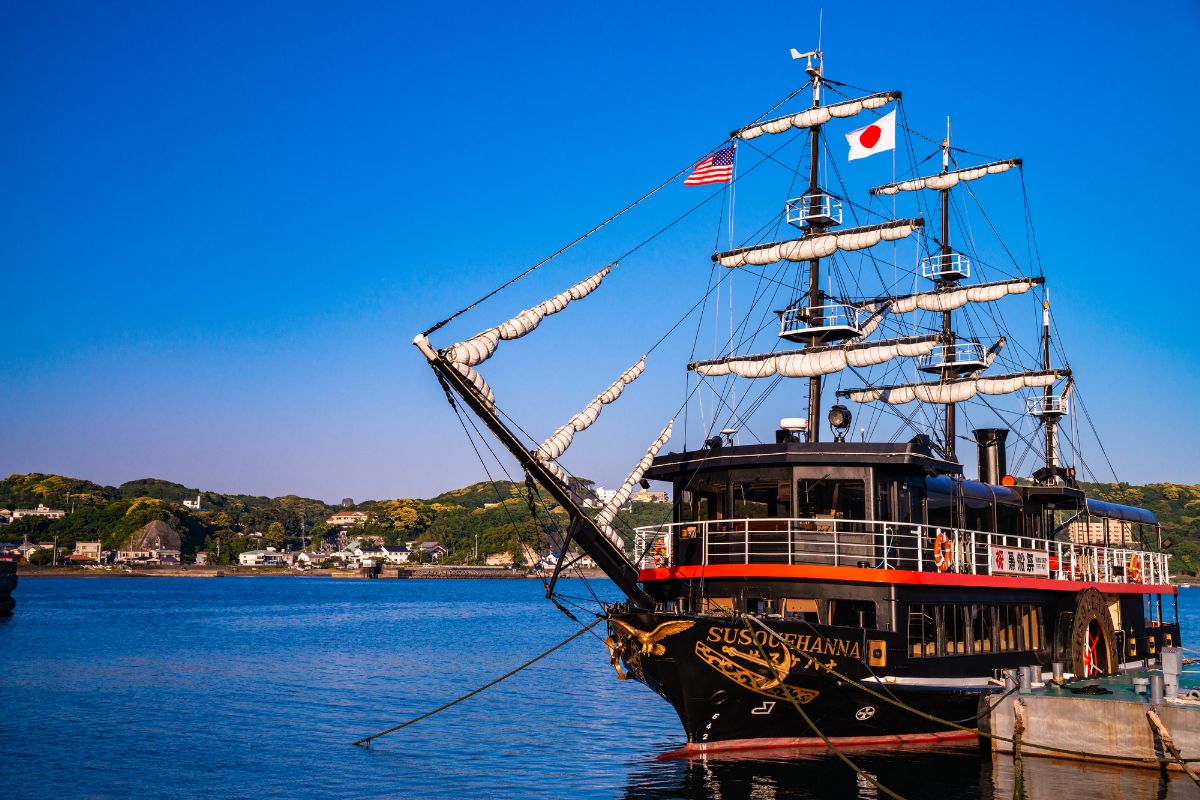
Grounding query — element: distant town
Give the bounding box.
[0,473,671,575]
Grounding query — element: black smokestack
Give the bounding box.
[974,428,1009,485]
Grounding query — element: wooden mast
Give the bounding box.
[939,122,957,461]
[805,52,824,442]
[1042,290,1058,475]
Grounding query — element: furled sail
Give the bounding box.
[733,92,901,141]
[534,357,646,462]
[451,362,496,411]
[840,369,1069,406]
[887,277,1043,314]
[715,219,923,268]
[690,335,939,379]
[870,159,1021,196]
[441,265,612,366]
[595,420,674,547]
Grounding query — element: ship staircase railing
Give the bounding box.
[632,518,1171,586]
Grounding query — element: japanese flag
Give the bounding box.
[846,110,896,161]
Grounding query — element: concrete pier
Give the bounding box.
[984,662,1200,771]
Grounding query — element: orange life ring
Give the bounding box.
[1127,554,1143,583]
[652,542,667,567]
[933,531,954,573]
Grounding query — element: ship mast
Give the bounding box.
[1042,290,1057,474]
[804,51,824,441]
[938,121,957,461]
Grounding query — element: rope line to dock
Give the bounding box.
[739,616,909,800]
[1146,709,1200,786]
[742,615,1200,767]
[352,617,603,749]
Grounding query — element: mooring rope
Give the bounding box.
[741,614,1200,767]
[352,617,603,748]
[738,615,908,800]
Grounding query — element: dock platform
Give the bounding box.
[984,651,1200,772]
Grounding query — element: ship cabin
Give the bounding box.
[635,429,1178,676]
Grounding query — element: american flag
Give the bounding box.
[684,145,735,186]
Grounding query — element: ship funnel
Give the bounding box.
[974,428,1009,485]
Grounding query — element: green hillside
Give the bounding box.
[0,473,669,566]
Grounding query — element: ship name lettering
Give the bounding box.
[705,627,861,659]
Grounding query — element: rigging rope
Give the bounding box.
[740,614,1200,766]
[352,617,603,748]
[422,82,814,338]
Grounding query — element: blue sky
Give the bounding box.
[3,0,1198,502]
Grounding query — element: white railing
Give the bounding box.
[633,517,1171,586]
[1026,396,1070,417]
[786,193,843,227]
[779,303,864,338]
[916,341,988,372]
[920,253,971,280]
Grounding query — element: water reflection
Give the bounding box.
[622,746,1195,800]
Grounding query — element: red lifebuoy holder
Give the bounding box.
[933,531,954,573]
[1127,554,1143,583]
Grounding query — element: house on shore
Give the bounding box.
[116,520,181,565]
[13,504,66,520]
[67,541,104,564]
[327,510,370,528]
[413,541,448,561]
[238,548,294,567]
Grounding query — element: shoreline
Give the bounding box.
[13,565,609,580]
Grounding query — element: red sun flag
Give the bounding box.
[845,110,896,161]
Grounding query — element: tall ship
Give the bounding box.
[413,50,1179,755]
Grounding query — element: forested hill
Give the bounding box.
[3,473,1199,574]
[0,473,669,566]
[1078,482,1200,574]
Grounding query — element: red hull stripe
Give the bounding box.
[639,563,1177,595]
[658,729,978,760]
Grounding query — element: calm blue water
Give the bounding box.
[2,578,1198,800]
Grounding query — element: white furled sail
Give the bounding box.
[442,265,613,366]
[983,337,1006,367]
[690,335,939,379]
[451,363,496,411]
[841,369,1069,406]
[734,92,901,141]
[534,357,647,461]
[595,420,674,547]
[870,159,1021,196]
[888,277,1042,314]
[715,219,924,269]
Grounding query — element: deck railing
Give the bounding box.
[632,518,1171,586]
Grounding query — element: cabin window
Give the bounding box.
[908,603,1043,657]
[691,478,728,522]
[830,599,876,629]
[702,596,735,615]
[962,483,995,533]
[798,478,865,521]
[782,598,820,623]
[908,604,936,657]
[995,503,1021,536]
[970,605,994,653]
[677,490,695,523]
[998,604,1022,651]
[926,476,955,528]
[733,480,791,519]
[939,605,969,656]
[1023,606,1042,650]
